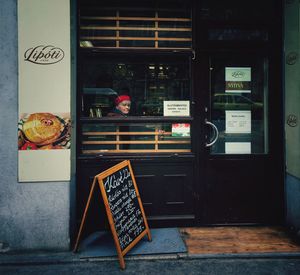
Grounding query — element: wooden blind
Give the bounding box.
[80,9,192,50]
[81,125,191,154]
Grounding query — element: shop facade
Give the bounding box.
[76,0,283,231]
[0,0,300,252]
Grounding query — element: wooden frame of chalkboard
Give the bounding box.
[73,160,151,269]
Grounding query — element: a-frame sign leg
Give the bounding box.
[73,176,126,269]
[73,177,97,252]
[147,230,152,242]
[118,253,125,270]
[97,177,126,269]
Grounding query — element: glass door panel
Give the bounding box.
[209,55,268,154]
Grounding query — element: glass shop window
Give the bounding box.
[80,55,191,117]
[78,1,193,155]
[79,56,192,155]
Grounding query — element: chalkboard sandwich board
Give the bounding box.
[74,160,151,269]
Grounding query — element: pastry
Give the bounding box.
[22,113,64,145]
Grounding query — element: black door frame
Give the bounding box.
[191,0,284,225]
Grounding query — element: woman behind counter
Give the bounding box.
[107,95,131,117]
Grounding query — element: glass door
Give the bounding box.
[208,54,268,155]
[199,51,284,224]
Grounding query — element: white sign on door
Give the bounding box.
[163,101,190,116]
[225,142,251,154]
[225,67,251,93]
[225,111,251,134]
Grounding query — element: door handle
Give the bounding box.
[205,120,219,147]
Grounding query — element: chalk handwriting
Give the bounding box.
[103,165,146,251]
[104,168,130,193]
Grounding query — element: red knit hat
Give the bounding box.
[115,95,131,105]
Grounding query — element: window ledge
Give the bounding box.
[80,116,194,123]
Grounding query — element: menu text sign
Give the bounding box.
[74,160,151,269]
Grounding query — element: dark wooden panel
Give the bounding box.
[134,174,155,205]
[76,157,196,229]
[203,158,284,224]
[162,167,194,215]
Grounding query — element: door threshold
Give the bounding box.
[180,226,300,255]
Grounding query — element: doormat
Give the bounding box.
[78,228,187,258]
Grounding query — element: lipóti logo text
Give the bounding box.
[24,45,64,65]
